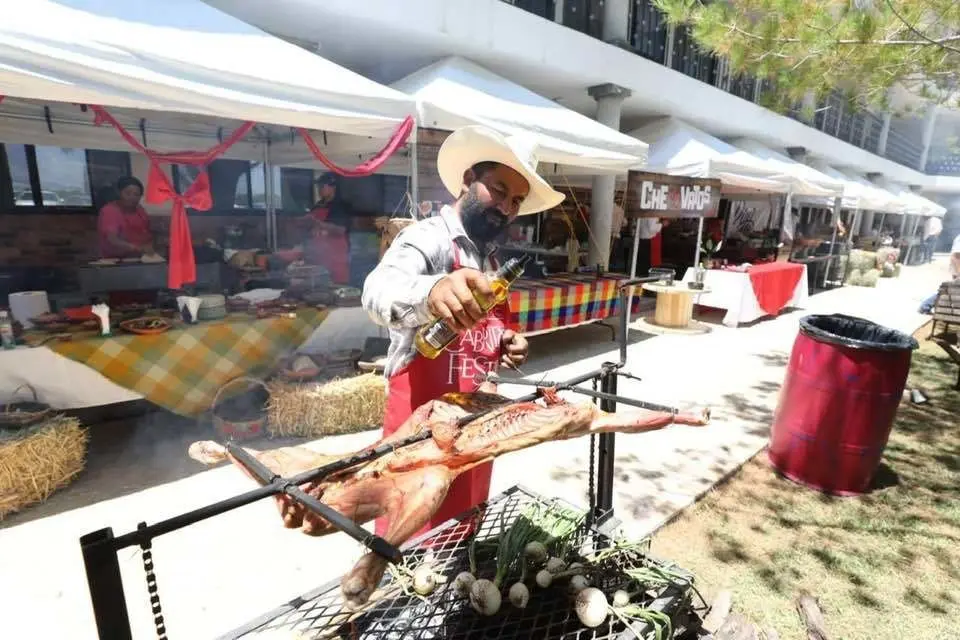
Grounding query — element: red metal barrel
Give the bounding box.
[769,314,918,496]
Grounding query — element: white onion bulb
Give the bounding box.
[545,557,566,574]
[524,541,548,565]
[453,571,476,597]
[575,587,609,628]
[568,575,590,595]
[508,582,530,608]
[612,589,631,608]
[469,579,502,616]
[535,569,553,588]
[412,566,437,595]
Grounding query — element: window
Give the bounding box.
[33,146,91,206]
[0,143,130,210]
[5,144,33,207]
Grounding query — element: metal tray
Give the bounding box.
[220,486,693,640]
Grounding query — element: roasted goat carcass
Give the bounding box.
[188,389,709,607]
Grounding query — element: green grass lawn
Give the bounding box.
[652,334,960,640]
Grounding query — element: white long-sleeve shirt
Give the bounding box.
[361,206,498,377]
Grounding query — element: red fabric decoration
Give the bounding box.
[89,105,255,289]
[748,262,804,316]
[296,116,414,177]
[0,95,5,105]
[650,231,663,267]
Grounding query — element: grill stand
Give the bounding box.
[78,278,664,640]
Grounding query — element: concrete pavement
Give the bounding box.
[0,260,945,639]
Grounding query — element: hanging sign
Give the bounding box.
[625,171,721,219]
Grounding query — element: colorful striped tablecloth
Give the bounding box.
[508,273,644,334]
[44,308,328,417]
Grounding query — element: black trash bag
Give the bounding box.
[799,313,919,351]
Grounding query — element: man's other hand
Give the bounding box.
[500,329,528,370]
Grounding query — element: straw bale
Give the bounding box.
[893,262,902,278]
[845,269,863,287]
[0,415,88,519]
[862,269,881,287]
[848,250,877,273]
[267,373,386,437]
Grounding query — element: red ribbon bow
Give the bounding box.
[146,164,212,289]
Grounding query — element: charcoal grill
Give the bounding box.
[79,277,700,639]
[221,486,694,640]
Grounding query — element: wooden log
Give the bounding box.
[702,589,733,634]
[795,591,830,640]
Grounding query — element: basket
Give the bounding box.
[211,376,270,441]
[0,384,54,430]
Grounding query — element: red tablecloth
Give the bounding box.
[748,262,804,316]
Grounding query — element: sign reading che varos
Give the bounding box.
[625,171,722,219]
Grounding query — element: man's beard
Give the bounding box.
[461,185,509,248]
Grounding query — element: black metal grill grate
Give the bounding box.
[222,486,692,640]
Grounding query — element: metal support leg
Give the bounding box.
[595,363,618,521]
[80,528,133,640]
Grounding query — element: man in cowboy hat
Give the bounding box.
[362,125,565,538]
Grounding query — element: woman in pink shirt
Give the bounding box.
[97,176,154,258]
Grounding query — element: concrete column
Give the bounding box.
[601,0,630,45]
[876,112,892,155]
[918,104,938,171]
[587,83,631,269]
[800,91,817,123]
[553,0,564,24]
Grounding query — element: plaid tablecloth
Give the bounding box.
[508,273,644,334]
[45,309,328,417]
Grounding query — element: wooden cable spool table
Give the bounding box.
[641,282,711,331]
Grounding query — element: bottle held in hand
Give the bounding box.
[415,255,530,359]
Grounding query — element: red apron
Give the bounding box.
[306,206,350,284]
[374,242,506,540]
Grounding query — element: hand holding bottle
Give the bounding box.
[426,268,493,332]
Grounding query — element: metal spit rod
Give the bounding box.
[485,373,679,415]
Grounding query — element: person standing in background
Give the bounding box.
[919,232,960,314]
[923,216,943,264]
[633,217,662,277]
[97,176,154,259]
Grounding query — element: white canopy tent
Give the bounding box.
[391,56,648,175]
[0,0,415,136]
[805,161,900,212]
[627,118,791,194]
[726,138,844,199]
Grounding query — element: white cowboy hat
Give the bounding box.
[437,125,565,216]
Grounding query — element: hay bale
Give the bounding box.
[894,262,903,277]
[848,250,877,273]
[845,269,863,287]
[267,373,386,437]
[0,415,88,519]
[881,261,896,278]
[862,269,881,287]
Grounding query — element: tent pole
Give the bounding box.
[824,196,840,288]
[409,121,419,217]
[624,217,642,331]
[262,137,276,252]
[693,217,704,271]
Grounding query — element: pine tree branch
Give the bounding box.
[724,20,960,47]
[881,0,960,54]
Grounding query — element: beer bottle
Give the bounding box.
[415,254,530,359]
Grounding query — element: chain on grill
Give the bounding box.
[588,376,598,519]
[139,523,168,640]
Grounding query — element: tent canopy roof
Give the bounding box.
[0,0,414,137]
[391,56,648,174]
[627,118,790,194]
[727,138,844,198]
[885,182,947,218]
[818,166,909,214]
